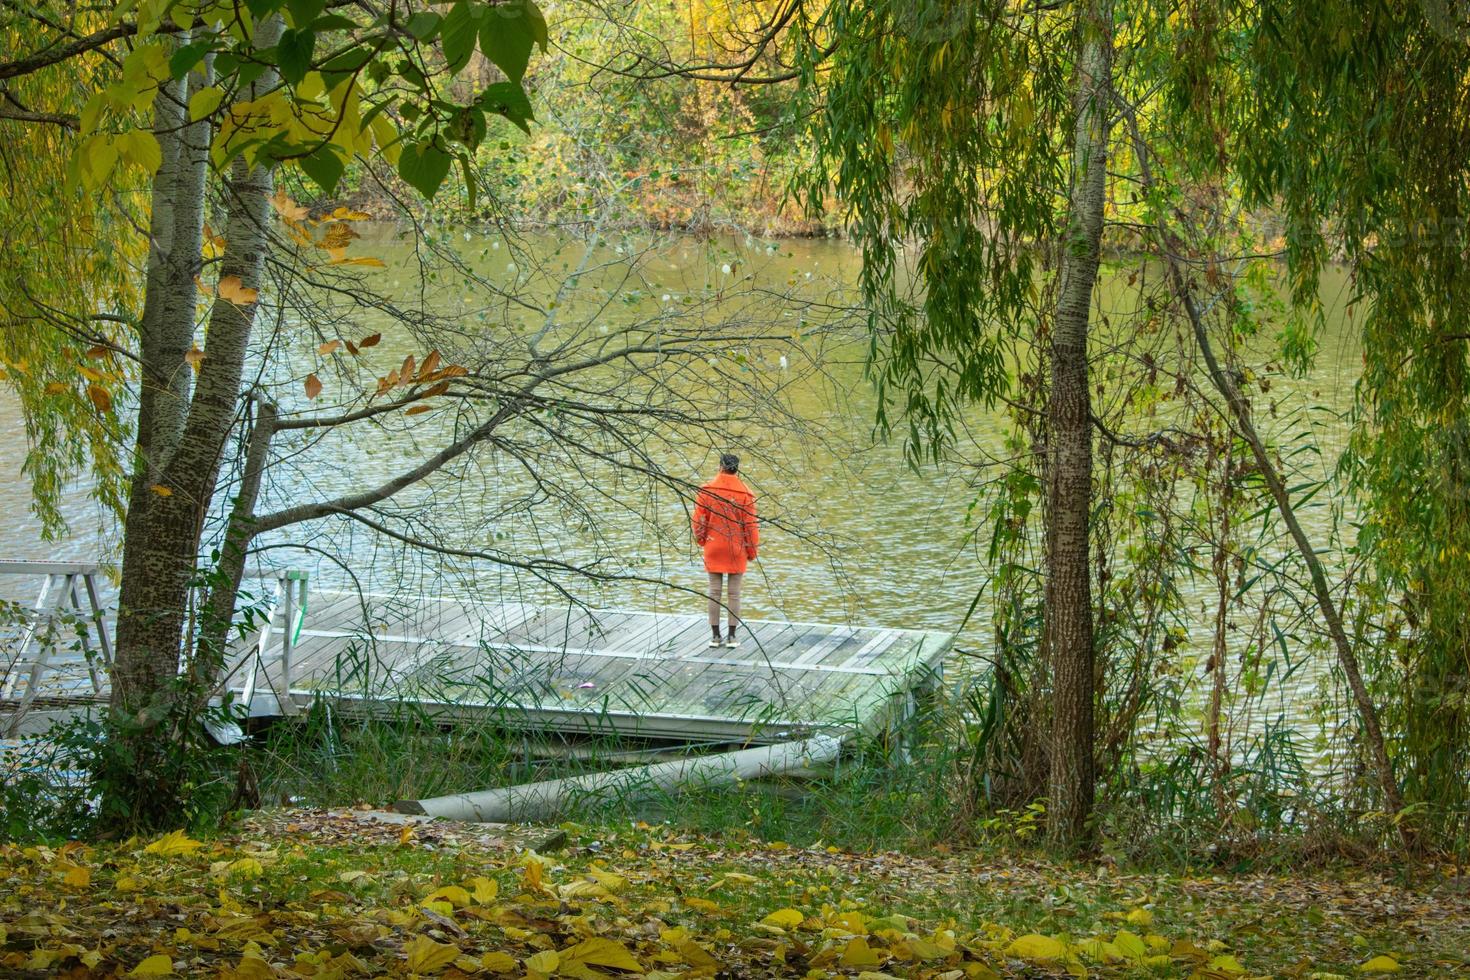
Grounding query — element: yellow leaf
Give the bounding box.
[217,275,259,305]
[184,347,205,372]
[1113,930,1146,961]
[762,908,804,929]
[468,876,499,903]
[304,373,322,399]
[115,874,143,891]
[1360,955,1402,973]
[525,950,560,973]
[399,823,415,845]
[319,340,342,356]
[227,857,263,878]
[1006,934,1068,961]
[118,130,163,174]
[230,953,275,980]
[906,937,951,961]
[840,937,883,969]
[78,365,104,382]
[481,951,517,972]
[561,937,642,972]
[149,484,173,497]
[856,973,902,980]
[44,381,68,394]
[1208,953,1247,974]
[405,934,460,974]
[189,86,224,121]
[145,830,205,857]
[327,256,387,267]
[62,863,91,888]
[1124,907,1153,927]
[673,939,719,970]
[129,953,175,976]
[426,885,471,908]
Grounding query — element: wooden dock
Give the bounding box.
[226,589,951,742]
[3,564,952,743]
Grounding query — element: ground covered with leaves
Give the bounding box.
[1,808,1467,978]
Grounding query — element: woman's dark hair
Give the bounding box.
[719,452,740,473]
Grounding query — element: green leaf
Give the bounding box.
[169,40,214,80]
[80,93,107,135]
[479,81,533,133]
[525,0,547,51]
[440,2,477,75]
[299,147,346,196]
[277,28,316,85]
[397,140,453,198]
[319,45,372,81]
[188,85,224,122]
[448,106,487,149]
[480,1,535,82]
[244,0,279,19]
[287,0,325,26]
[310,14,359,31]
[404,11,442,40]
[459,155,477,211]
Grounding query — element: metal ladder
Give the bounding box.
[0,561,114,735]
[230,569,309,718]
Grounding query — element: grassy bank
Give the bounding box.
[1,808,1466,978]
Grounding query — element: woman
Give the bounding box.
[692,452,759,648]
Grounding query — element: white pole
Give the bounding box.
[396,733,847,823]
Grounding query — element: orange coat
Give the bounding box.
[692,472,759,574]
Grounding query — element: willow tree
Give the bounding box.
[0,20,135,538]
[797,0,1114,844]
[1221,0,1470,840]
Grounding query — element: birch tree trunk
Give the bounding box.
[1045,0,1113,847]
[111,19,280,742]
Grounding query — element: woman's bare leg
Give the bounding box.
[707,572,724,638]
[726,573,743,640]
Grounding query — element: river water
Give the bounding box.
[0,228,1366,735]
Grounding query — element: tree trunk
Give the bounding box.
[196,395,276,679]
[110,19,280,754]
[1045,0,1113,847]
[1208,440,1232,819]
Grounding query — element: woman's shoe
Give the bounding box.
[724,636,740,649]
[708,636,722,648]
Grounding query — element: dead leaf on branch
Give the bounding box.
[304,374,322,400]
[86,383,111,413]
[269,189,309,221]
[217,275,259,306]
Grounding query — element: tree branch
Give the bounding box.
[251,402,519,534]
